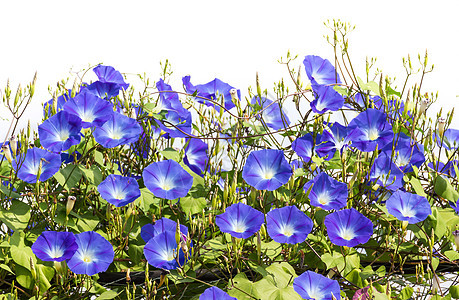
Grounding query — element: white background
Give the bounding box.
[1,0,458,141]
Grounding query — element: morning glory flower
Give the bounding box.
[143,160,193,200]
[215,202,264,239]
[293,270,341,300]
[242,149,292,191]
[63,90,113,128]
[67,231,115,276]
[200,286,237,300]
[157,110,193,139]
[32,231,77,262]
[38,111,82,153]
[348,108,393,152]
[251,96,290,130]
[428,160,458,178]
[310,84,345,114]
[315,122,353,160]
[141,217,189,243]
[369,154,404,191]
[266,205,313,244]
[292,133,322,162]
[439,129,459,150]
[93,65,129,90]
[184,138,208,176]
[156,78,188,115]
[182,75,240,110]
[324,208,373,247]
[381,132,425,173]
[386,190,431,224]
[303,55,341,86]
[303,172,348,210]
[97,174,141,207]
[83,81,121,99]
[93,112,142,148]
[14,148,61,183]
[143,230,190,270]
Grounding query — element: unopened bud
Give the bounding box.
[452,230,459,249]
[1,145,12,164]
[256,72,262,97]
[30,257,37,280]
[230,88,239,102]
[9,136,17,156]
[419,98,430,115]
[126,268,131,282]
[66,196,76,215]
[438,117,446,137]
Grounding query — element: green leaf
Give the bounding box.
[36,264,54,293]
[399,286,414,300]
[10,245,36,270]
[227,273,260,300]
[434,175,459,202]
[253,263,301,300]
[127,244,144,265]
[0,184,21,199]
[74,211,99,232]
[95,290,120,300]
[321,252,345,271]
[180,196,206,215]
[0,200,31,231]
[432,256,439,271]
[15,265,33,290]
[135,188,160,212]
[409,176,427,197]
[161,148,180,162]
[428,207,447,239]
[0,264,14,274]
[445,250,459,261]
[54,164,83,190]
[450,285,459,298]
[79,165,103,186]
[261,240,282,260]
[345,269,365,288]
[357,77,380,96]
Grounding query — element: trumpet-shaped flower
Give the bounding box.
[386,190,431,224]
[156,78,188,115]
[242,149,292,191]
[157,110,193,139]
[184,138,208,176]
[324,208,373,247]
[143,230,189,270]
[215,202,264,239]
[303,172,348,210]
[266,205,313,244]
[38,111,82,153]
[439,129,459,150]
[251,96,290,130]
[97,174,141,207]
[311,84,345,114]
[303,55,341,86]
[14,148,61,183]
[381,132,425,173]
[93,65,129,90]
[143,160,193,200]
[182,75,240,110]
[32,231,77,262]
[200,286,236,300]
[67,231,114,276]
[315,122,353,160]
[369,154,404,191]
[63,91,113,128]
[292,133,322,162]
[93,112,142,148]
[83,81,121,99]
[348,108,393,152]
[293,270,341,300]
[141,217,189,243]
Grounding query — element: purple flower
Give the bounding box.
[67,231,115,276]
[14,148,61,183]
[200,286,236,300]
[386,190,431,224]
[324,208,373,247]
[251,96,290,130]
[156,78,188,115]
[141,217,189,243]
[182,75,240,110]
[63,90,113,128]
[292,133,322,162]
[215,202,264,239]
[83,81,121,99]
[266,205,312,244]
[43,90,73,117]
[293,270,341,300]
[157,110,193,139]
[38,111,82,153]
[93,112,142,148]
[93,65,129,90]
[439,129,459,150]
[184,138,208,176]
[369,154,404,191]
[381,132,425,173]
[311,85,344,114]
[315,122,352,160]
[97,174,141,207]
[242,149,292,191]
[143,230,190,270]
[303,172,348,210]
[303,55,341,86]
[32,231,77,262]
[348,108,393,152]
[143,160,193,200]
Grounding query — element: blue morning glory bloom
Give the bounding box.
[143,160,193,200]
[157,110,193,139]
[141,217,189,243]
[184,138,208,176]
[32,231,77,262]
[14,148,61,183]
[303,172,348,210]
[38,111,82,153]
[200,286,236,300]
[353,93,383,110]
[266,205,313,244]
[242,149,292,191]
[369,154,404,191]
[381,132,425,173]
[93,112,142,148]
[63,90,113,128]
[324,208,373,247]
[348,108,393,152]
[439,129,459,150]
[386,190,431,224]
[215,202,264,239]
[293,270,341,300]
[251,96,290,130]
[292,133,322,162]
[143,230,189,270]
[97,174,141,207]
[315,122,352,160]
[303,55,341,86]
[310,84,345,114]
[182,75,240,110]
[93,65,129,90]
[67,231,115,276]
[428,160,458,178]
[83,81,121,99]
[156,78,189,115]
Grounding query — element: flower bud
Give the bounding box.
[438,117,446,137]
[66,196,76,215]
[30,257,37,280]
[1,145,12,164]
[419,97,430,115]
[126,268,131,282]
[452,230,459,249]
[9,136,17,156]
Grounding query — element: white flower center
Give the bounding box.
[58,129,70,141]
[395,154,410,167]
[367,128,379,141]
[400,207,415,218]
[233,221,247,233]
[108,127,122,140]
[317,192,331,205]
[307,287,324,300]
[263,169,274,180]
[281,224,295,237]
[340,227,355,241]
[49,248,64,259]
[81,111,95,123]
